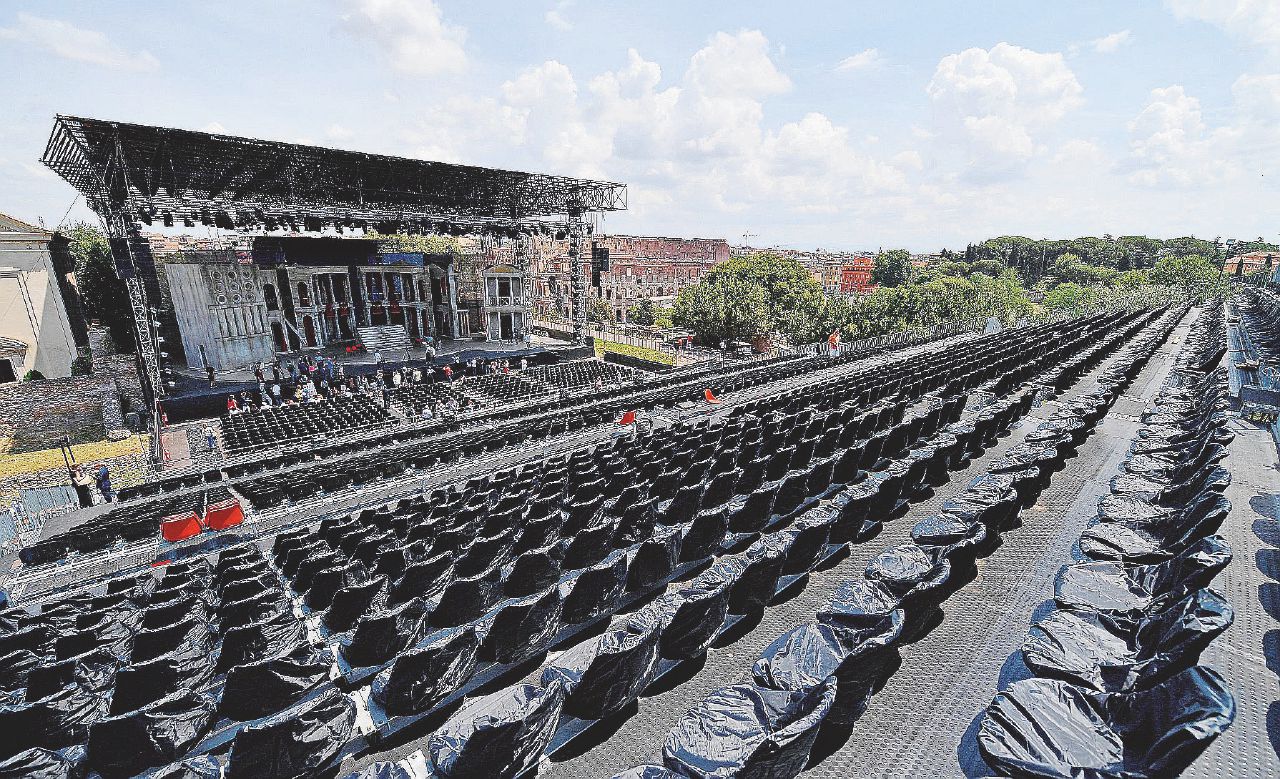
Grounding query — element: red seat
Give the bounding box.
[160,511,203,542]
[204,499,245,531]
[704,389,722,404]
[618,410,637,426]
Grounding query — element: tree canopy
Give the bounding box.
[871,249,912,287]
[59,222,134,352]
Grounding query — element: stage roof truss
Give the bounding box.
[41,115,627,225]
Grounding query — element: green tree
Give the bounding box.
[60,222,134,352]
[586,296,614,324]
[1042,283,1097,315]
[672,277,769,344]
[626,297,657,326]
[871,249,912,287]
[1149,254,1230,301]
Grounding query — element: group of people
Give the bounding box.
[71,463,114,506]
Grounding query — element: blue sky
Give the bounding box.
[1,1,1277,250]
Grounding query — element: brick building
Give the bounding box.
[820,256,875,295]
[532,235,730,323]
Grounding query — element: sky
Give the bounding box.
[1,0,1278,251]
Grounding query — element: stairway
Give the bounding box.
[357,325,412,352]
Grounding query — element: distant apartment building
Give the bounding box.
[820,256,875,295]
[1224,251,1278,277]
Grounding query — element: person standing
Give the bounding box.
[203,423,217,453]
[71,465,95,508]
[443,364,454,384]
[206,365,216,387]
[95,464,113,503]
[271,362,282,383]
[520,357,528,372]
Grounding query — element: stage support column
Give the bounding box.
[568,208,586,345]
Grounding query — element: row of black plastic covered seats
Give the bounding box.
[607,306,1180,778]
[122,324,962,772]
[221,394,395,453]
[391,381,476,415]
[232,318,1026,511]
[524,359,641,390]
[0,543,328,777]
[979,362,1237,779]
[16,486,233,567]
[336,363,1009,778]
[396,311,1152,779]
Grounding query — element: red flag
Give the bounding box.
[704,388,721,404]
[618,410,637,425]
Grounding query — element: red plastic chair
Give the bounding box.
[204,499,245,531]
[160,511,203,542]
[618,410,637,426]
[704,389,722,404]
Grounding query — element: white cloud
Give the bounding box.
[1165,1,1280,55]
[926,43,1082,174]
[545,1,573,31]
[344,0,466,76]
[1091,30,1133,53]
[835,48,884,73]
[685,30,790,99]
[0,13,158,71]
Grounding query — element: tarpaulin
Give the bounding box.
[780,512,834,575]
[0,747,83,779]
[754,612,903,726]
[344,597,430,668]
[147,755,223,779]
[220,645,332,722]
[627,525,682,592]
[226,686,355,779]
[652,566,734,661]
[1023,589,1233,693]
[1110,464,1231,507]
[389,553,454,607]
[111,635,214,716]
[324,576,389,634]
[87,690,214,778]
[864,544,951,603]
[217,608,305,672]
[217,590,285,632]
[219,573,276,606]
[456,532,518,579]
[910,513,988,561]
[662,681,836,778]
[305,560,370,612]
[562,552,629,625]
[0,682,106,759]
[560,516,618,571]
[144,596,206,632]
[1079,494,1230,564]
[504,544,565,598]
[727,488,776,535]
[680,508,729,562]
[55,612,137,661]
[427,683,564,778]
[428,565,503,628]
[480,586,564,664]
[132,614,210,665]
[542,606,662,720]
[979,667,1235,779]
[0,649,38,694]
[614,497,658,548]
[728,533,789,615]
[1054,535,1232,623]
[817,579,901,636]
[25,648,116,701]
[372,627,479,716]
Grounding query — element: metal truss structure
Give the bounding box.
[40,115,627,436]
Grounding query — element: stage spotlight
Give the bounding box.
[138,207,153,225]
[182,213,196,227]
[162,211,174,227]
[214,211,234,230]
[304,217,323,232]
